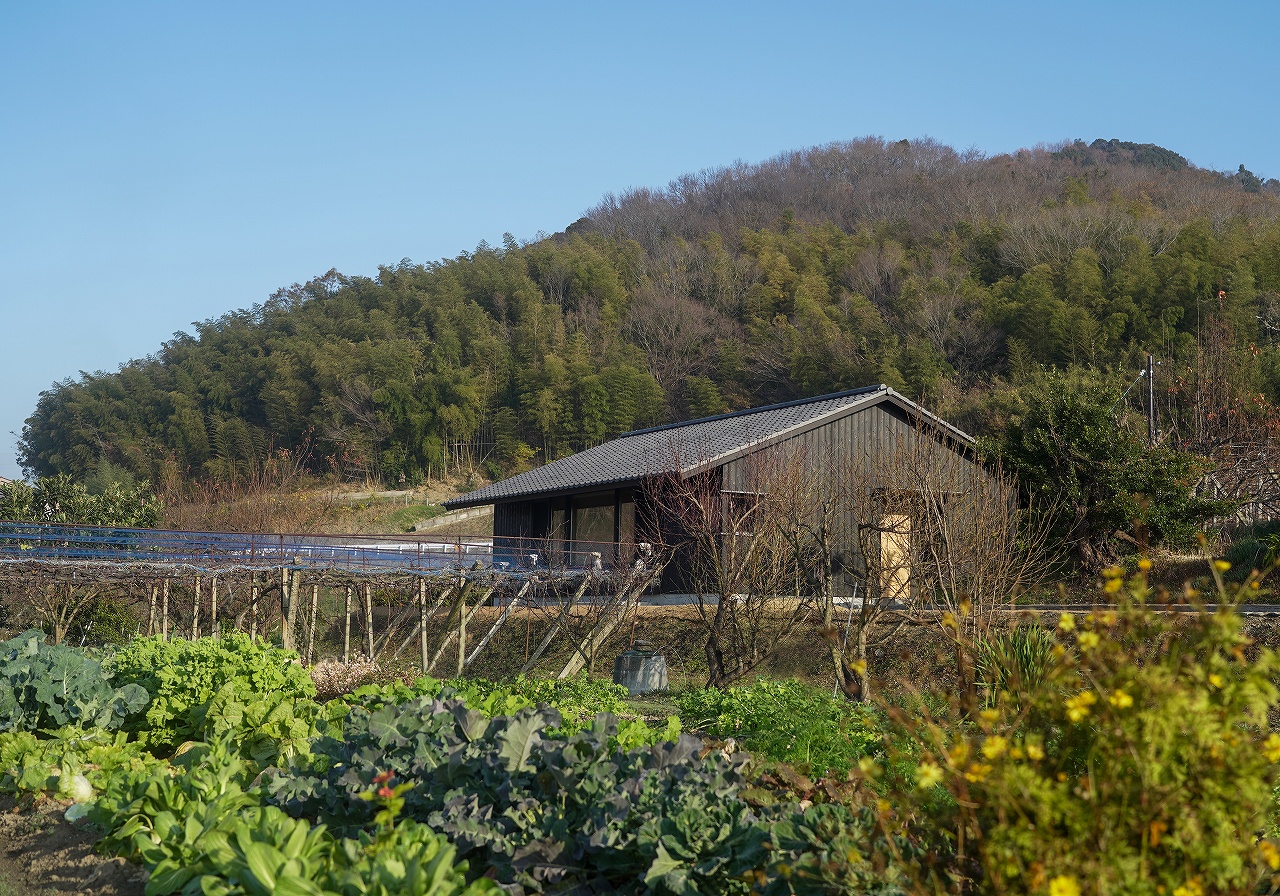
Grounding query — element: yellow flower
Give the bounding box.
[1214,560,1231,573]
[1103,565,1124,579]
[1138,557,1153,571]
[1104,576,1123,593]
[1077,631,1100,649]
[963,762,991,783]
[1208,673,1224,689]
[1065,691,1097,722]
[979,708,1000,724]
[1099,610,1117,626]
[1009,746,1024,760]
[916,760,944,789]
[1173,879,1203,896]
[982,736,1009,759]
[858,757,878,775]
[1263,733,1280,763]
[1049,875,1081,896]
[1108,690,1133,708]
[1058,613,1075,632]
[947,742,970,766]
[941,611,958,631]
[1025,742,1045,761]
[1260,839,1280,870]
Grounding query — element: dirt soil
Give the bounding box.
[0,796,145,895]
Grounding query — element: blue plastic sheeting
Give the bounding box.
[0,520,499,574]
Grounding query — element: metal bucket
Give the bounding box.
[613,642,667,695]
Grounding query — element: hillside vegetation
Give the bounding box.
[18,138,1280,511]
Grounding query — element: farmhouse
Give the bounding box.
[446,385,986,594]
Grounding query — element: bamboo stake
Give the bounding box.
[465,580,531,669]
[389,586,452,661]
[307,584,319,665]
[518,576,591,674]
[279,568,289,647]
[161,578,170,641]
[419,579,429,673]
[147,584,157,637]
[557,568,661,679]
[363,584,374,659]
[372,592,420,656]
[192,576,201,640]
[250,576,259,640]
[427,582,491,674]
[343,585,352,663]
[440,589,491,669]
[210,577,219,638]
[457,589,467,677]
[284,561,302,651]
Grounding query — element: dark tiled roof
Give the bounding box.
[447,385,915,509]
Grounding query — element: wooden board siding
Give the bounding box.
[492,401,987,593]
[719,403,988,598]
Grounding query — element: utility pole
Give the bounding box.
[1147,352,1157,446]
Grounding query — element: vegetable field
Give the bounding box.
[2,568,1280,895]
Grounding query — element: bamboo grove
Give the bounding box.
[18,137,1280,499]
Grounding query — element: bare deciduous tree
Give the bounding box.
[642,449,815,688]
[888,430,1060,712]
[768,427,1057,705]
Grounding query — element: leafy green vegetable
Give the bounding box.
[270,695,761,894]
[92,737,490,896]
[677,679,880,777]
[109,633,316,758]
[0,630,148,732]
[332,672,628,724]
[0,726,163,799]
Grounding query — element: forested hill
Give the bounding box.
[19,137,1280,486]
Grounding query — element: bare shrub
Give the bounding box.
[310,655,380,701]
[160,443,334,533]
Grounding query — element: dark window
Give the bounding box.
[572,491,614,565]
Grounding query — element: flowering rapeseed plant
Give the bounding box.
[872,568,1280,895]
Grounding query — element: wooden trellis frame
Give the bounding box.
[0,556,659,677]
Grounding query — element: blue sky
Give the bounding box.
[2,1,1277,480]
